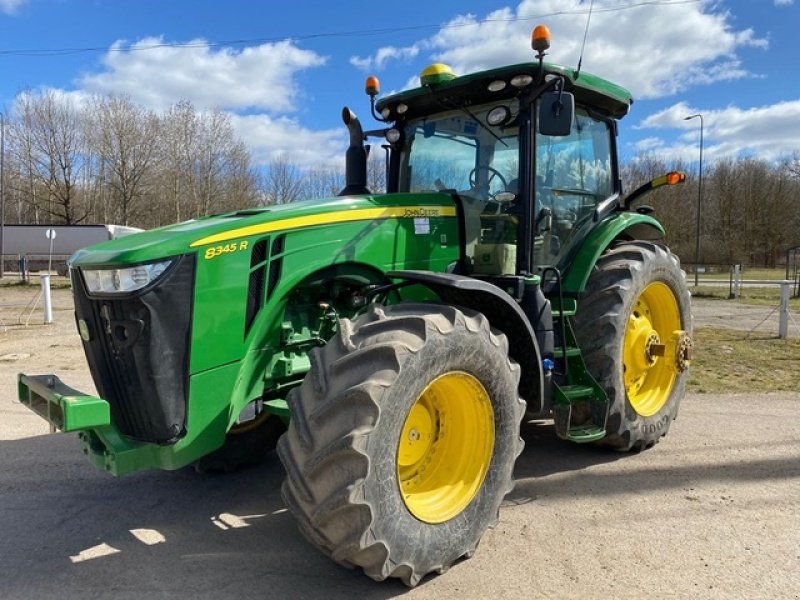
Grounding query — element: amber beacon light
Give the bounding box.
[365,75,380,98]
[532,24,551,54]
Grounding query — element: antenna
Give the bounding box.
[575,0,595,79]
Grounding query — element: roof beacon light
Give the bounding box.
[420,63,457,87]
[365,75,380,98]
[532,24,551,57]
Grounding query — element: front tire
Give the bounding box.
[573,241,692,451]
[277,303,524,586]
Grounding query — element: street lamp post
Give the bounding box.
[684,113,703,287]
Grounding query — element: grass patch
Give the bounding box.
[687,326,800,394]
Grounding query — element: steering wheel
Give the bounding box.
[468,166,509,202]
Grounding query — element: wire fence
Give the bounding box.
[685,262,800,298]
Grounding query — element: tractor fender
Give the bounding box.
[229,261,392,429]
[388,270,544,412]
[562,212,665,295]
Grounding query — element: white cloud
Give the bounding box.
[0,0,27,14]
[634,137,666,152]
[354,0,767,100]
[79,37,327,113]
[634,99,800,163]
[774,0,793,6]
[15,37,341,170]
[350,45,420,72]
[230,114,344,169]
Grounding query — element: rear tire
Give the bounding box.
[277,303,524,586]
[573,241,692,451]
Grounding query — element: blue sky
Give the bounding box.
[1,0,798,169]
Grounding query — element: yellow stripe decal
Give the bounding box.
[190,205,457,248]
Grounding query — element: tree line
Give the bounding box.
[1,89,798,267]
[1,90,384,230]
[622,154,800,268]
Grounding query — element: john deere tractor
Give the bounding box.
[18,26,692,586]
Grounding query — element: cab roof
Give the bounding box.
[375,62,633,121]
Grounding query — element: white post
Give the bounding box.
[779,281,789,339]
[733,264,741,299]
[42,273,53,325]
[41,274,53,324]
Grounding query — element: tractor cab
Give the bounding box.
[362,26,631,282]
[360,63,630,276]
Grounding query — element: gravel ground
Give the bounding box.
[1,285,798,599]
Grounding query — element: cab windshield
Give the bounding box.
[398,100,614,275]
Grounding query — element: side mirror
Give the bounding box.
[538,91,574,136]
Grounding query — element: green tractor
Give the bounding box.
[18,26,692,586]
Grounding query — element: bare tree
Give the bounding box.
[92,95,159,225]
[11,90,90,223]
[155,100,199,224]
[367,145,386,194]
[303,165,343,199]
[262,153,304,205]
[190,107,257,216]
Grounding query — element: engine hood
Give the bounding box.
[69,192,457,268]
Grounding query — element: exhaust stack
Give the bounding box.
[338,107,371,196]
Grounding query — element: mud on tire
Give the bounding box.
[277,303,525,586]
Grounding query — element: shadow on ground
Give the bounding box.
[0,434,409,599]
[2,419,798,598]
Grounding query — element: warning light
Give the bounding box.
[365,75,380,98]
[666,171,686,186]
[532,25,551,54]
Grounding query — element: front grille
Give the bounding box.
[72,255,195,444]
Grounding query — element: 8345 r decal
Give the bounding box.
[204,240,249,260]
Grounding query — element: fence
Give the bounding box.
[691,277,798,339]
[686,263,800,298]
[0,253,71,281]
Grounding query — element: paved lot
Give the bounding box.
[1,286,799,599]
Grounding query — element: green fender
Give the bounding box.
[562,212,665,295]
[225,261,392,433]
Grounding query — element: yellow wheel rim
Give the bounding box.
[623,282,682,417]
[397,372,495,524]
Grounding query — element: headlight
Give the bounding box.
[82,260,173,294]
